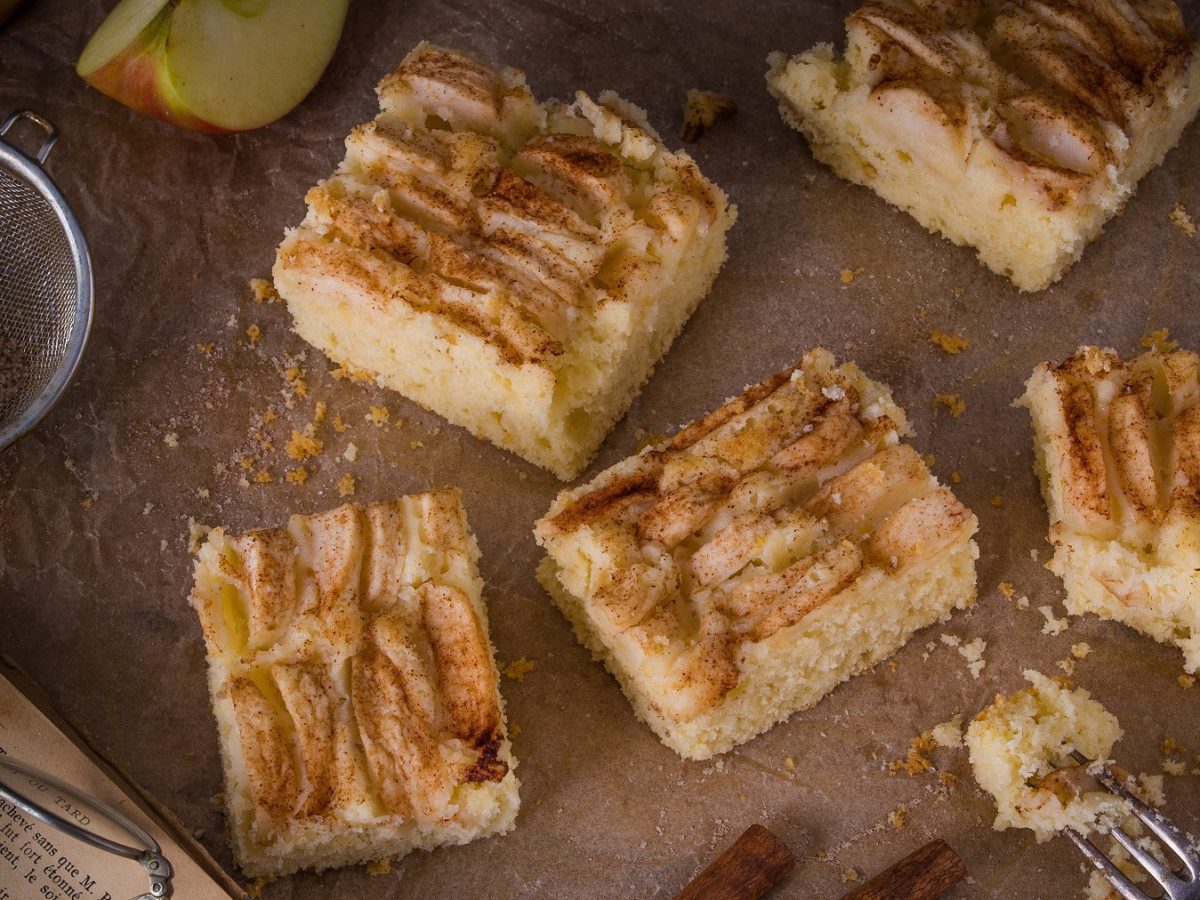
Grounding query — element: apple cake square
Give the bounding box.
[274,42,736,479]
[766,0,1200,292]
[189,490,519,877]
[1020,345,1200,672]
[534,349,979,759]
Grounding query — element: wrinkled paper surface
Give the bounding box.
[2,1,1199,896]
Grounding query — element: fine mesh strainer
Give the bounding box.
[0,109,93,450]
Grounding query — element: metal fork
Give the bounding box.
[1063,751,1200,900]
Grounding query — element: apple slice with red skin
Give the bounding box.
[76,0,349,133]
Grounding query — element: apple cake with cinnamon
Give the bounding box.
[274,42,736,479]
[189,490,519,877]
[766,0,1200,292]
[1020,345,1200,672]
[535,349,979,759]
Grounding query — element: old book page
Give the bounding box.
[0,669,237,899]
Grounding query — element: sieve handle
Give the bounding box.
[0,108,58,164]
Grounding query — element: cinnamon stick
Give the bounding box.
[840,839,967,900]
[675,824,795,900]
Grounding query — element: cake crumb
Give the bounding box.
[939,633,961,647]
[681,89,736,143]
[1178,675,1195,689]
[888,734,934,776]
[194,341,215,355]
[63,457,76,472]
[784,757,795,771]
[285,466,309,485]
[365,858,392,876]
[934,393,966,417]
[887,808,907,831]
[164,432,179,448]
[187,518,211,554]
[840,868,860,884]
[1039,605,1069,636]
[249,277,279,303]
[504,658,536,682]
[313,400,327,425]
[285,429,324,461]
[331,362,375,383]
[80,497,93,509]
[998,582,1015,599]
[1071,642,1091,660]
[924,453,936,467]
[410,440,424,450]
[951,471,962,484]
[337,473,356,497]
[959,638,986,678]
[343,442,359,463]
[1056,657,1076,675]
[245,323,262,346]
[510,722,521,739]
[1162,759,1185,776]
[333,412,349,433]
[839,267,864,284]
[930,330,970,354]
[1140,328,1179,353]
[253,468,273,484]
[197,487,209,500]
[142,502,154,515]
[367,406,390,426]
[1016,594,1030,610]
[991,494,1004,508]
[1169,202,1196,237]
[930,714,964,749]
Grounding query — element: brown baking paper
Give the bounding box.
[2,1,1199,897]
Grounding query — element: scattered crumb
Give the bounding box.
[509,722,521,739]
[164,432,179,448]
[253,468,273,484]
[194,341,214,355]
[410,440,424,450]
[1140,328,1179,353]
[924,453,936,467]
[934,393,966,417]
[930,714,964,749]
[887,808,907,831]
[937,771,958,788]
[246,877,272,898]
[285,429,324,461]
[1056,657,1076,675]
[197,487,209,500]
[958,638,986,678]
[80,497,93,509]
[142,502,154,515]
[504,658,536,682]
[930,330,969,354]
[337,473,356,497]
[1016,594,1030,610]
[1039,605,1069,636]
[951,471,962,484]
[1163,759,1186,776]
[1137,774,1165,808]
[1179,675,1195,689]
[365,858,392,877]
[784,757,795,771]
[63,458,76,472]
[333,413,349,433]
[1162,737,1183,756]
[367,406,390,426]
[331,362,375,383]
[343,442,359,463]
[998,582,1015,599]
[1071,642,1091,660]
[263,410,278,424]
[1169,202,1196,237]
[187,518,211,554]
[245,323,262,346]
[313,400,327,425]
[990,494,1004,508]
[839,267,864,284]
[285,466,309,485]
[939,633,961,647]
[249,277,279,303]
[841,868,860,884]
[680,89,736,142]
[888,733,934,776]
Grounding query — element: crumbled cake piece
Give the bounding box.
[681,90,737,142]
[189,490,519,877]
[274,42,736,480]
[1170,202,1196,236]
[534,348,979,759]
[930,330,969,354]
[966,671,1125,842]
[1019,345,1200,672]
[767,0,1200,292]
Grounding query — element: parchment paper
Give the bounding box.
[2,1,1199,897]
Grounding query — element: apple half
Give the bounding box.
[77,0,350,133]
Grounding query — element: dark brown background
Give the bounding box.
[2,1,1199,896]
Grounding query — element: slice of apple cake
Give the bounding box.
[1020,345,1200,672]
[534,349,979,759]
[189,490,519,877]
[766,0,1200,292]
[274,42,736,479]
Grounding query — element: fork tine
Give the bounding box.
[1072,751,1200,880]
[1108,824,1188,894]
[1064,828,1150,900]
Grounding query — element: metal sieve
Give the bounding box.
[0,109,93,451]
